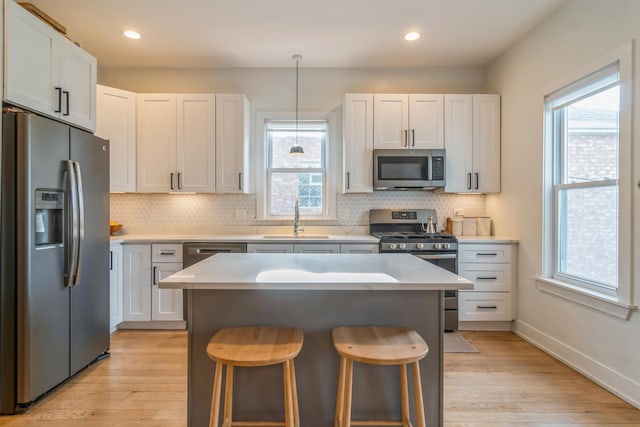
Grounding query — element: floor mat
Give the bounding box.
[444,332,479,353]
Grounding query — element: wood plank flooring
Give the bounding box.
[0,330,638,426]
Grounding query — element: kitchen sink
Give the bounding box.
[261,235,330,239]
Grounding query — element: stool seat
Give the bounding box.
[332,326,428,365]
[207,326,303,367]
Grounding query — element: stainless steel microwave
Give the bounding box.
[373,149,445,190]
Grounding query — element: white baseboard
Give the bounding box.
[513,319,640,409]
[458,320,512,331]
[117,320,186,330]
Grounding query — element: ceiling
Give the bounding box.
[26,0,565,69]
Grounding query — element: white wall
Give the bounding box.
[485,0,640,407]
[101,66,489,231]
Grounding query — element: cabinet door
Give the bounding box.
[136,94,177,192]
[5,0,58,117]
[343,94,374,193]
[409,94,444,149]
[151,262,183,321]
[216,94,250,193]
[373,94,409,149]
[293,244,340,253]
[177,95,216,192]
[57,37,97,131]
[109,244,124,332]
[473,95,501,193]
[444,94,473,192]
[96,85,137,192]
[340,244,379,254]
[246,243,294,253]
[123,244,151,322]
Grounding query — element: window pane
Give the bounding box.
[557,185,618,288]
[270,131,323,168]
[270,172,324,216]
[565,86,619,183]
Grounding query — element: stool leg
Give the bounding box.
[334,357,346,427]
[209,362,223,427]
[400,364,410,427]
[283,360,294,427]
[342,358,354,427]
[412,361,426,427]
[289,359,300,427]
[222,364,234,427]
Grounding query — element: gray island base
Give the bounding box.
[160,253,474,427]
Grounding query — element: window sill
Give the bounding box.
[534,276,636,320]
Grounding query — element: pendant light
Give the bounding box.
[289,54,304,155]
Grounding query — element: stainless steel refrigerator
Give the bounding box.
[0,111,110,413]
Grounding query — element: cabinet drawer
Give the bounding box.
[458,244,511,263]
[458,292,512,321]
[152,243,183,263]
[459,264,511,292]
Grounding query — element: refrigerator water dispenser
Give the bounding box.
[34,190,63,247]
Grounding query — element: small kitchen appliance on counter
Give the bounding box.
[370,209,459,331]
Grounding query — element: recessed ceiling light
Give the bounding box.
[123,30,141,40]
[404,32,421,42]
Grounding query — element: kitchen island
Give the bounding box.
[160,253,473,427]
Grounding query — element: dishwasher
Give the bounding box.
[183,242,247,267]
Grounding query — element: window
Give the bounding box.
[538,42,634,318]
[256,112,337,220]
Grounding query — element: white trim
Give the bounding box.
[535,276,636,320]
[513,319,640,409]
[540,41,634,311]
[255,111,337,221]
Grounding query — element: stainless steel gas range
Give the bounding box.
[370,209,459,331]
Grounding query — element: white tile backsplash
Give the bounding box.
[110,192,485,233]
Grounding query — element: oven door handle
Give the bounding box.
[416,253,457,260]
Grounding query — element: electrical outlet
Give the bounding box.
[234,208,247,221]
[338,208,350,220]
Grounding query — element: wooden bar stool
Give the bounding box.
[332,326,429,427]
[206,326,303,427]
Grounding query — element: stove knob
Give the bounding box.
[389,243,397,250]
[416,243,424,249]
[398,243,407,250]
[433,243,442,249]
[443,243,451,249]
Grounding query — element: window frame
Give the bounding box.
[255,111,337,221]
[536,41,635,319]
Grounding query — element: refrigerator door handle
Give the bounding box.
[65,160,79,287]
[73,161,85,286]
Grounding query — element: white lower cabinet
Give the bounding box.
[109,243,123,332]
[122,243,184,328]
[457,242,517,330]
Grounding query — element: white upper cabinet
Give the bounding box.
[136,94,178,192]
[5,0,97,131]
[96,85,136,192]
[216,94,250,193]
[343,93,374,193]
[373,94,443,149]
[136,94,216,193]
[444,94,501,193]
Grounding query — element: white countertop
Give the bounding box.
[110,234,379,244]
[159,253,474,291]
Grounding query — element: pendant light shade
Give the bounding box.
[290,54,304,155]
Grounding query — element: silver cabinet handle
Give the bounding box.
[403,129,408,147]
[346,172,350,189]
[477,305,498,309]
[159,250,176,256]
[467,173,472,190]
[54,87,62,113]
[476,276,498,280]
[238,173,242,190]
[170,173,175,190]
[109,251,113,271]
[475,172,479,190]
[477,253,498,256]
[411,129,415,147]
[153,266,158,285]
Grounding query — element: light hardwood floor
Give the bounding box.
[0,330,638,426]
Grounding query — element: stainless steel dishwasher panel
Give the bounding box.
[183,242,247,267]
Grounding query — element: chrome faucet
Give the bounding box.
[293,196,304,236]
